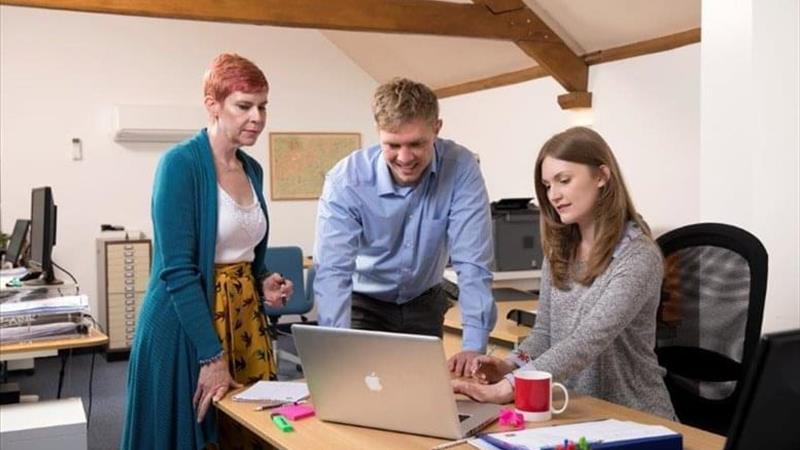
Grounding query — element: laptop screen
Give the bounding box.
[724,329,800,450]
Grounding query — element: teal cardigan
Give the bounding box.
[122,129,270,449]
[151,128,270,362]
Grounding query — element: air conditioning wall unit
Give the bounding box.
[113,105,207,143]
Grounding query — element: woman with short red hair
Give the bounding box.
[122,53,293,450]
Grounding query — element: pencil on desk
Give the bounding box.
[430,437,470,450]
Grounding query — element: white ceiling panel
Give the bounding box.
[321,30,538,89]
[522,0,700,54]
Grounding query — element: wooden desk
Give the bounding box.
[218,300,725,450]
[443,299,537,354]
[0,328,108,358]
[217,393,725,450]
[0,328,109,399]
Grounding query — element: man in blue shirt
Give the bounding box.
[313,78,497,375]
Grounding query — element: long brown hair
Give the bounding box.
[533,127,650,289]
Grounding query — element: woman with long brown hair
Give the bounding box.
[452,126,675,419]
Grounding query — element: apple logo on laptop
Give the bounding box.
[364,372,383,392]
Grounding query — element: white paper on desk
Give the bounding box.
[481,419,679,449]
[0,321,82,342]
[0,295,89,317]
[232,381,309,403]
[1,267,28,278]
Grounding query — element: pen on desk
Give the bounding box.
[476,433,529,450]
[254,398,307,411]
[430,437,470,450]
[254,402,284,411]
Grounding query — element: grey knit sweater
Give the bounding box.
[507,223,676,419]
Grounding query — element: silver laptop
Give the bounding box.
[292,325,501,439]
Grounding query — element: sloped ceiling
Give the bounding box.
[322,0,700,91]
[1,0,701,101]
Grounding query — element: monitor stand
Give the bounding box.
[21,271,63,286]
[18,271,41,282]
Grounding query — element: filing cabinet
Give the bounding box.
[96,237,151,356]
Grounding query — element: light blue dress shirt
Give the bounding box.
[313,138,497,351]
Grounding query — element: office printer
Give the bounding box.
[490,198,543,271]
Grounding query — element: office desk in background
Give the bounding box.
[442,299,536,359]
[0,328,109,400]
[0,328,109,360]
[444,268,542,292]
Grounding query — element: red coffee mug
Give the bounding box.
[514,370,569,421]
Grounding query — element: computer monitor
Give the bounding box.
[724,329,800,450]
[26,186,61,285]
[4,219,30,267]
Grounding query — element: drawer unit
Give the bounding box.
[96,237,151,355]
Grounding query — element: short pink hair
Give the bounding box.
[203,53,268,102]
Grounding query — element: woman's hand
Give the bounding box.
[468,355,516,384]
[262,273,294,308]
[451,378,514,404]
[193,358,242,423]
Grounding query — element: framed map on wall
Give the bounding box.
[269,132,361,200]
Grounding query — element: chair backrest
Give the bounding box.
[263,246,312,317]
[655,223,768,434]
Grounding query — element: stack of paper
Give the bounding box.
[0,295,89,317]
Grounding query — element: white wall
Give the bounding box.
[444,2,799,335]
[440,44,701,237]
[701,0,800,332]
[0,6,378,315]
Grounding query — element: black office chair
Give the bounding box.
[655,223,768,435]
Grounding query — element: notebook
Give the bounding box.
[291,325,502,439]
[231,381,309,403]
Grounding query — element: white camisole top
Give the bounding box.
[214,182,267,264]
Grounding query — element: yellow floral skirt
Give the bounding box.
[214,262,276,450]
[213,261,277,383]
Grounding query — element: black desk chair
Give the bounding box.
[655,223,768,435]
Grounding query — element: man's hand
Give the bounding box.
[262,273,294,308]
[451,378,514,404]
[193,358,242,423]
[468,355,516,384]
[447,350,483,377]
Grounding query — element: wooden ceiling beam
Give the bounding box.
[472,0,588,95]
[434,66,548,99]
[583,28,701,65]
[0,0,541,41]
[557,91,592,109]
[433,28,701,99]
